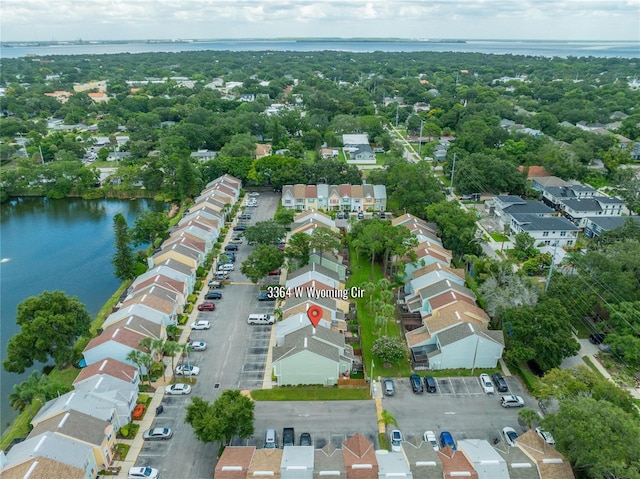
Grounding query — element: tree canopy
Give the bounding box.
[3,291,92,373]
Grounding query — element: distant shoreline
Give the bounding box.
[3,37,637,48]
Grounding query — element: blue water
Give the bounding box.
[0,197,165,433]
[1,39,638,59]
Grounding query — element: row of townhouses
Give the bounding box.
[214,430,573,479]
[281,184,387,212]
[0,174,243,479]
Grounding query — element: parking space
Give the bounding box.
[237,322,271,389]
[382,375,538,448]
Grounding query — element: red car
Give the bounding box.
[268,269,281,276]
[197,302,215,311]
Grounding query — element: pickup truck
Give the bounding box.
[282,427,295,447]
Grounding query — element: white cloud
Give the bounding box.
[0,0,638,41]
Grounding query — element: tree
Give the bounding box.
[163,340,181,380]
[517,407,539,429]
[512,232,538,260]
[273,208,295,226]
[185,391,255,447]
[240,244,285,283]
[9,370,71,413]
[377,409,398,432]
[243,220,286,246]
[371,336,406,366]
[543,397,640,478]
[424,201,482,260]
[285,232,311,268]
[3,291,92,373]
[112,213,136,280]
[478,265,539,319]
[309,227,342,266]
[131,211,170,247]
[500,298,580,372]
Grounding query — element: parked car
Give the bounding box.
[225,243,239,251]
[204,291,222,300]
[214,272,228,281]
[268,269,281,276]
[196,302,215,312]
[410,374,424,394]
[439,431,456,451]
[383,379,395,396]
[357,211,364,219]
[249,192,260,197]
[424,375,437,393]
[208,280,222,289]
[188,340,207,351]
[258,291,275,302]
[191,319,211,329]
[535,427,556,445]
[500,395,525,408]
[491,372,509,392]
[380,211,386,219]
[166,383,192,395]
[230,237,243,244]
[390,429,403,452]
[264,429,278,449]
[299,432,312,446]
[283,427,295,447]
[423,431,439,451]
[175,364,200,376]
[480,374,495,394]
[128,466,160,479]
[589,333,606,344]
[143,427,173,441]
[239,213,252,219]
[502,427,518,447]
[336,212,344,219]
[232,225,246,232]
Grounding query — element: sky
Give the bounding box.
[1,0,639,43]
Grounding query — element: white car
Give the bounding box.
[502,427,518,447]
[423,430,439,451]
[188,340,207,351]
[190,320,211,330]
[166,383,192,395]
[480,373,495,394]
[175,364,200,376]
[128,466,159,479]
[390,429,403,452]
[249,192,260,196]
[535,427,556,445]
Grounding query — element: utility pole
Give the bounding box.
[418,119,424,160]
[545,241,559,292]
[395,104,399,128]
[449,153,457,196]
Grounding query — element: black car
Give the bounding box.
[239,213,252,220]
[589,333,606,344]
[232,225,246,232]
[299,432,312,446]
[224,244,239,251]
[204,291,222,300]
[491,372,509,392]
[283,427,295,447]
[357,211,364,219]
[410,374,424,394]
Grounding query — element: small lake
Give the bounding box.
[0,197,165,433]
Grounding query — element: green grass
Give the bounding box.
[374,152,391,165]
[347,248,413,378]
[490,232,510,242]
[251,387,370,401]
[581,355,605,377]
[0,402,40,450]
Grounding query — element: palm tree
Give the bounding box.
[163,340,181,381]
[377,278,391,292]
[377,409,398,433]
[126,350,147,385]
[151,338,167,379]
[361,281,375,311]
[518,407,540,429]
[9,371,48,413]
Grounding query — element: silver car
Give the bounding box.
[143,427,173,441]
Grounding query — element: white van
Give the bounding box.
[247,314,275,325]
[264,428,278,448]
[218,263,235,271]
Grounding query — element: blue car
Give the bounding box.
[439,431,456,451]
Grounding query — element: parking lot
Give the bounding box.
[381,374,536,447]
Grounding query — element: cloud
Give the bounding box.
[1,0,638,41]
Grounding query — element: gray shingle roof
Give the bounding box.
[29,410,108,446]
[286,263,341,282]
[437,322,475,347]
[503,201,554,215]
[272,325,352,363]
[511,214,579,231]
[586,216,640,231]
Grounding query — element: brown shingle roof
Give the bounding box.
[516,430,575,479]
[339,184,352,197]
[343,433,378,479]
[84,325,146,352]
[0,457,85,479]
[428,291,476,311]
[438,447,478,478]
[214,446,255,479]
[120,291,174,315]
[247,448,282,477]
[412,263,465,280]
[306,185,318,198]
[73,357,137,385]
[294,184,307,198]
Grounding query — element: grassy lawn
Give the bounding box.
[0,402,40,450]
[251,387,369,401]
[489,232,510,242]
[374,152,391,166]
[347,248,413,378]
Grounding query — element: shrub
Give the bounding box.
[372,336,406,365]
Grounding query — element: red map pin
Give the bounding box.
[307,305,322,327]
